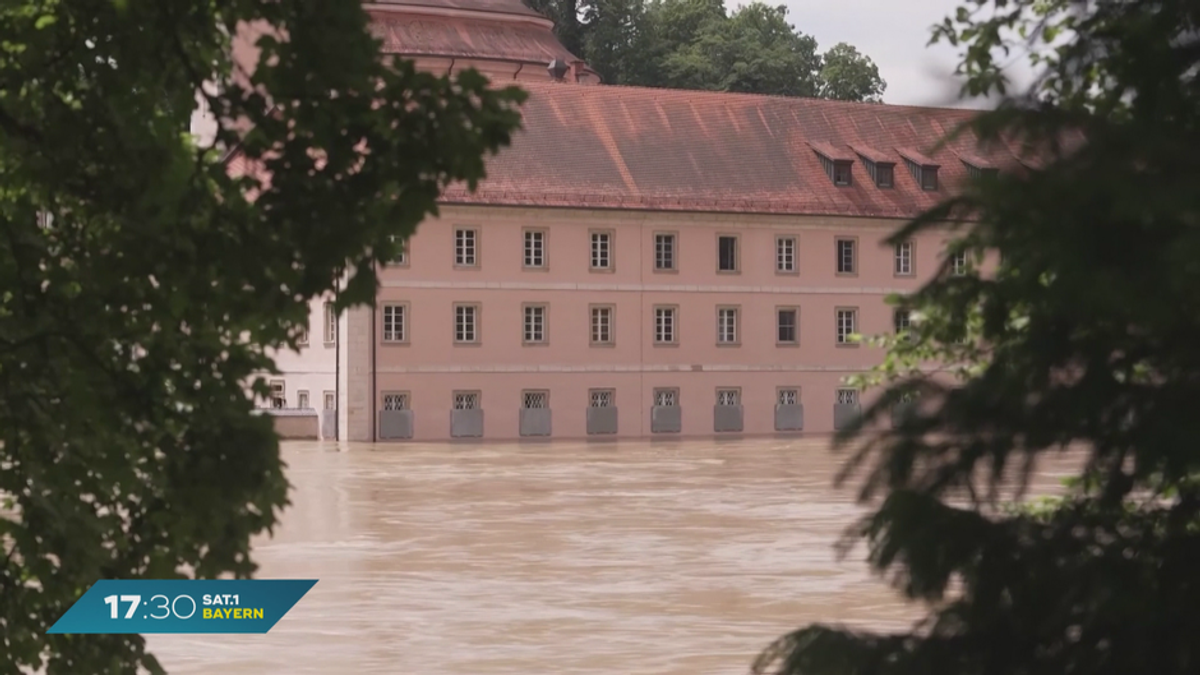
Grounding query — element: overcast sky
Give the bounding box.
[775,0,1039,108]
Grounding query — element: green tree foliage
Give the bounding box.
[752,0,1200,673]
[0,0,522,672]
[525,0,887,101]
[820,43,886,103]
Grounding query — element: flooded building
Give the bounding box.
[222,0,1015,442]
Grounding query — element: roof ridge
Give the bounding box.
[520,80,989,116]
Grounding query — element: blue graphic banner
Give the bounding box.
[47,579,317,634]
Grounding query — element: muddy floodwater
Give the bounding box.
[148,438,1078,674]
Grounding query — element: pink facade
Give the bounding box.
[207,0,1025,442]
[344,206,956,441]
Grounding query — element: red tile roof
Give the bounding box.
[440,81,1040,218]
[368,11,587,69]
[372,0,545,19]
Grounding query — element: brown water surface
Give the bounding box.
[149,438,1078,674]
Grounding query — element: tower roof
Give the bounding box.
[366,0,597,77]
[370,0,546,19]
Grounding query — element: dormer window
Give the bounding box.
[921,165,938,190]
[963,160,999,180]
[859,158,895,188]
[899,148,941,192]
[876,163,894,188]
[810,142,856,188]
[850,145,896,189]
[832,161,852,186]
[904,158,939,191]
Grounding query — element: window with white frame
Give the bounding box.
[453,391,480,410]
[894,241,913,276]
[836,308,858,345]
[323,391,335,410]
[777,388,799,406]
[836,238,856,274]
[654,233,676,271]
[323,302,337,343]
[454,228,477,267]
[382,392,409,410]
[523,229,546,268]
[454,304,479,343]
[654,307,676,344]
[716,388,740,406]
[590,305,613,345]
[777,308,798,344]
[522,390,549,409]
[523,304,546,343]
[589,389,614,408]
[387,234,407,266]
[269,380,286,408]
[297,325,309,346]
[590,231,612,270]
[776,236,797,273]
[717,307,739,344]
[653,388,678,407]
[297,390,310,409]
[893,308,912,334]
[837,388,860,405]
[382,304,406,342]
[951,250,968,276]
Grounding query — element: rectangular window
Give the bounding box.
[893,308,912,334]
[382,304,406,343]
[589,389,614,408]
[777,388,799,406]
[837,388,860,405]
[876,163,894,188]
[776,236,797,273]
[922,168,939,190]
[323,391,335,410]
[387,234,408,266]
[269,380,286,408]
[836,238,856,274]
[323,302,337,343]
[716,388,740,406]
[717,307,739,344]
[454,304,479,344]
[776,308,798,344]
[654,306,676,344]
[522,304,547,344]
[454,228,477,267]
[522,390,549,409]
[836,308,858,345]
[523,229,546,268]
[832,162,852,186]
[453,391,480,410]
[654,233,676,271]
[297,390,310,409]
[590,231,612,270]
[382,392,409,410]
[653,388,678,407]
[951,251,968,276]
[894,241,914,276]
[717,235,738,272]
[590,305,614,345]
[297,326,309,346]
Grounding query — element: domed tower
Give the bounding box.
[364,0,600,84]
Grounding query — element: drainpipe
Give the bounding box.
[333,273,341,441]
[513,62,524,80]
[371,290,378,443]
